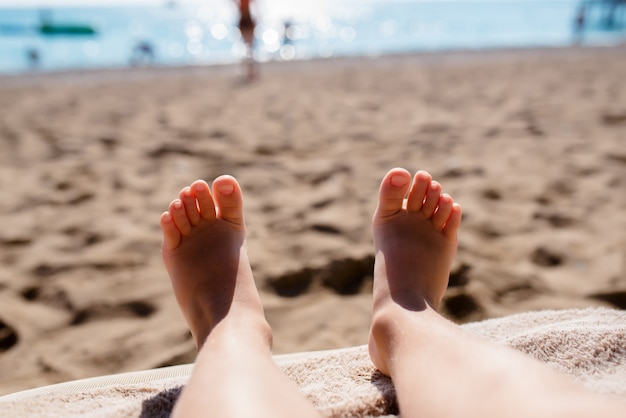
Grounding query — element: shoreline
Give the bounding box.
[1,43,625,86]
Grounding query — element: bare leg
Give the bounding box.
[241,30,257,82]
[160,176,319,418]
[368,168,624,418]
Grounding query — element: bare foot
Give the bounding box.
[368,168,462,374]
[160,175,268,348]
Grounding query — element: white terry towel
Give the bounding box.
[1,307,624,417]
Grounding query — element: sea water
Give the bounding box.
[0,0,624,75]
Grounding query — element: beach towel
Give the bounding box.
[1,307,624,417]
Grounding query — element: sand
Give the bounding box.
[0,45,624,396]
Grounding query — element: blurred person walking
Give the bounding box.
[233,0,258,81]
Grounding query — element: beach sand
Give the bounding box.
[0,45,625,396]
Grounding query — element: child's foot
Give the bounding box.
[160,175,268,348]
[368,168,462,374]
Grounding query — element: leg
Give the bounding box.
[240,28,257,82]
[368,168,624,418]
[161,176,320,418]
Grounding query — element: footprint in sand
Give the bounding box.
[533,212,576,228]
[99,136,119,153]
[481,188,502,201]
[601,112,626,126]
[267,255,375,297]
[531,246,565,267]
[70,300,157,326]
[442,292,483,321]
[20,284,73,311]
[320,255,374,295]
[267,268,314,297]
[0,319,19,352]
[606,152,626,165]
[588,291,626,310]
[448,262,472,287]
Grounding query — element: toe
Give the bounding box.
[374,168,412,220]
[190,180,216,222]
[170,199,192,236]
[160,211,182,250]
[421,181,442,218]
[431,194,453,230]
[180,187,201,226]
[211,175,244,228]
[443,203,462,238]
[406,170,432,212]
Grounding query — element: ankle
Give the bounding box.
[369,301,440,375]
[202,312,273,351]
[368,303,407,375]
[368,304,398,376]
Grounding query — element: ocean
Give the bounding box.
[0,0,624,75]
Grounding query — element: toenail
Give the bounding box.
[217,184,234,195]
[194,183,206,192]
[390,175,409,187]
[174,201,183,209]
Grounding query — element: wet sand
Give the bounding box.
[0,45,625,396]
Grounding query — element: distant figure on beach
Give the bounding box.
[282,20,294,46]
[233,0,257,81]
[160,168,626,418]
[576,4,586,29]
[26,47,40,70]
[130,41,155,67]
[573,3,587,42]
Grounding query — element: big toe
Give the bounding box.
[374,168,412,220]
[212,175,245,228]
